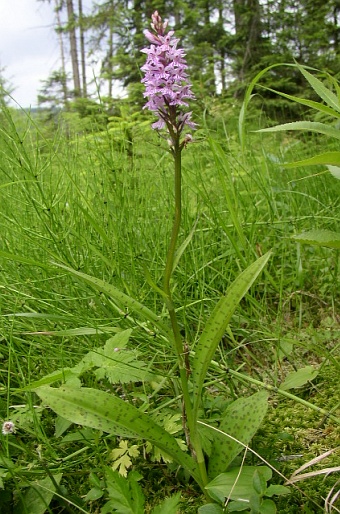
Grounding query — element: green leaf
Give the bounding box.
[259,498,277,514]
[265,485,290,497]
[292,230,340,249]
[226,500,250,511]
[280,366,318,391]
[198,504,225,514]
[257,85,340,119]
[151,492,182,514]
[208,392,268,477]
[296,64,340,113]
[13,474,63,514]
[35,385,202,487]
[253,469,268,496]
[249,493,261,512]
[282,152,340,169]
[84,487,103,502]
[52,262,173,341]
[206,466,272,503]
[257,121,340,141]
[239,62,297,149]
[192,252,271,419]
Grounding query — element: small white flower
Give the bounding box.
[2,421,15,435]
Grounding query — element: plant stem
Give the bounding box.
[163,139,208,488]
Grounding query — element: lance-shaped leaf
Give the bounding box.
[257,121,340,141]
[281,151,340,169]
[296,63,340,113]
[52,262,173,342]
[192,252,271,419]
[35,385,202,488]
[256,85,340,119]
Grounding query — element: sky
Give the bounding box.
[0,0,93,108]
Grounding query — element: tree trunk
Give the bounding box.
[66,0,81,97]
[55,0,69,107]
[233,0,262,83]
[108,10,114,100]
[78,0,87,97]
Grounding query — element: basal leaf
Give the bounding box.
[292,230,340,249]
[192,252,271,420]
[208,391,269,478]
[35,385,202,487]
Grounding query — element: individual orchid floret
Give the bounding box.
[141,11,196,145]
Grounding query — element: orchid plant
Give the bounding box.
[29,12,273,510]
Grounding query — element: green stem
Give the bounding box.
[163,140,182,301]
[163,139,208,489]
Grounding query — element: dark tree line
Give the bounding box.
[37,0,340,109]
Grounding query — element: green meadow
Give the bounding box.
[0,94,339,513]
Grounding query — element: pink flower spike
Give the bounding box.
[141,11,196,138]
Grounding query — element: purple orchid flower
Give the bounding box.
[141,11,196,142]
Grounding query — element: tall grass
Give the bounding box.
[0,100,339,512]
